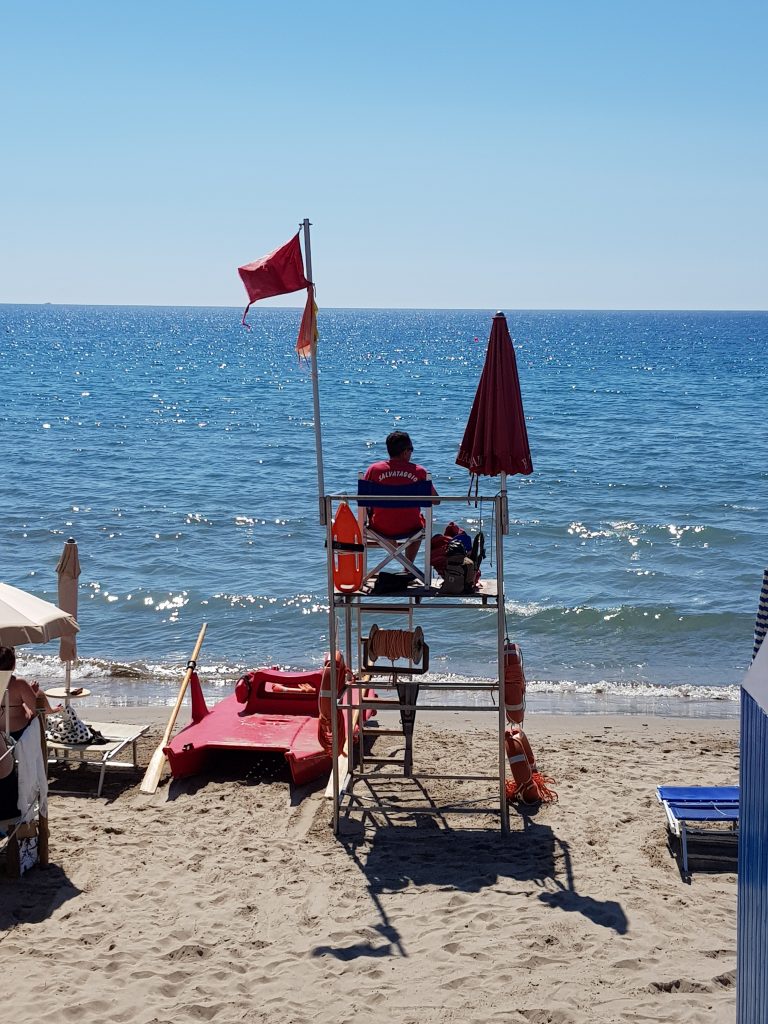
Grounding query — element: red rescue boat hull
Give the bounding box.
[165,668,372,786]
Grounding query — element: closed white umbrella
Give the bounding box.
[56,539,81,700]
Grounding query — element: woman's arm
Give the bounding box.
[13,677,59,716]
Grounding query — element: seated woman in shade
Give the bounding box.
[0,647,60,741]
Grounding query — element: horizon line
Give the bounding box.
[2,302,767,314]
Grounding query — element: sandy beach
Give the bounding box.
[1,710,739,1024]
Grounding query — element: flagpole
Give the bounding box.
[301,217,327,525]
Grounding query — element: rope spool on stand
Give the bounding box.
[368,624,424,665]
[366,625,426,777]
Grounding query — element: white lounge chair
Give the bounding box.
[47,720,149,797]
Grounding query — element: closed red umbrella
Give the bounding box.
[456,312,533,532]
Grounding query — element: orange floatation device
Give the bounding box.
[505,727,558,804]
[317,650,349,755]
[504,640,526,726]
[331,502,364,593]
[502,640,557,804]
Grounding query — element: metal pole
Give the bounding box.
[496,493,509,833]
[344,600,353,781]
[325,495,340,833]
[500,471,510,535]
[301,218,326,526]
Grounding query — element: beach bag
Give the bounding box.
[46,705,101,745]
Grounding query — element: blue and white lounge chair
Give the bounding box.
[656,785,739,878]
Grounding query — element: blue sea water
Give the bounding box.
[1,304,766,716]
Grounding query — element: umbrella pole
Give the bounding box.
[302,217,326,526]
[500,472,510,535]
[64,661,71,708]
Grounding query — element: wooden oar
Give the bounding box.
[140,623,207,795]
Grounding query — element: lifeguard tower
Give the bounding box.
[322,487,511,834]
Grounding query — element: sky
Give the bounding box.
[1,1,766,309]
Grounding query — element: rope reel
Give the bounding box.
[367,623,425,665]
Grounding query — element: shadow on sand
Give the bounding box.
[312,776,628,961]
[0,863,82,932]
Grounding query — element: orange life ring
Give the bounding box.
[332,502,364,593]
[504,728,538,803]
[504,641,526,726]
[515,726,537,773]
[505,727,558,804]
[317,651,347,755]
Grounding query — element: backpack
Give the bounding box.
[444,521,472,553]
[432,529,484,595]
[441,539,478,595]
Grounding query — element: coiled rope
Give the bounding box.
[368,624,424,664]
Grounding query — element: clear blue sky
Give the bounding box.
[1,1,766,309]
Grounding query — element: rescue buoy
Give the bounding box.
[504,728,538,803]
[504,640,526,726]
[504,727,558,804]
[332,502,364,593]
[317,651,347,755]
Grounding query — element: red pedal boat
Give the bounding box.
[164,665,372,786]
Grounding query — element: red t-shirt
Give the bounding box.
[363,458,435,537]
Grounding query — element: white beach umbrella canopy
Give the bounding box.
[0,581,80,647]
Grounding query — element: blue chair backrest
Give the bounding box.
[357,477,434,510]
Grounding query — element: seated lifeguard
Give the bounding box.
[360,431,438,584]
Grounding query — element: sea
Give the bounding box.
[2,305,766,718]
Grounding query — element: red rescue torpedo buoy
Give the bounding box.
[332,502,364,593]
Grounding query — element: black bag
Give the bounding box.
[441,540,477,595]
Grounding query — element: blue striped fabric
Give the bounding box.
[738,690,768,1021]
[754,568,768,661]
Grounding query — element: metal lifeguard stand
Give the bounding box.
[323,489,510,834]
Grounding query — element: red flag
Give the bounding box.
[238,233,310,326]
[297,289,318,360]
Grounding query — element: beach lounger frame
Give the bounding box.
[656,785,739,879]
[47,721,149,797]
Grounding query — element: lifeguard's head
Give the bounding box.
[386,431,413,459]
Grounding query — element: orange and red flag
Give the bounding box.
[238,233,317,358]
